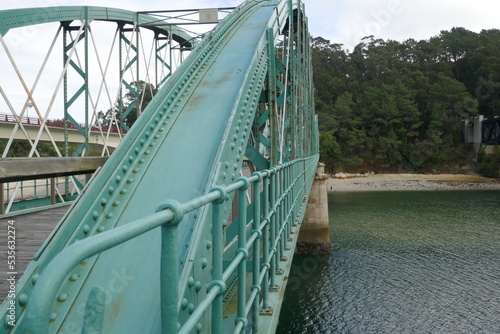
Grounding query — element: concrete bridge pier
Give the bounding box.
[297,163,331,254]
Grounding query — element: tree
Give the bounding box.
[96,80,157,129]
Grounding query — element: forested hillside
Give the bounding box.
[314,27,500,173]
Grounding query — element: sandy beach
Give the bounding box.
[326,173,500,192]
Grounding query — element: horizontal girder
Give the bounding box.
[0,6,194,48]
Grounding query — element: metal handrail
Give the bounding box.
[23,155,318,333]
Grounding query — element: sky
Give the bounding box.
[1,0,499,124]
[3,0,500,51]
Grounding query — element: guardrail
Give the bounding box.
[23,155,318,333]
[0,113,126,134]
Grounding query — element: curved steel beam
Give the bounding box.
[0,6,195,48]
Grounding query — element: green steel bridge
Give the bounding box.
[0,0,319,332]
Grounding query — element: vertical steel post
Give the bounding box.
[237,178,249,331]
[50,178,56,205]
[135,16,140,120]
[158,201,183,334]
[63,23,70,200]
[211,190,225,334]
[84,8,89,157]
[251,174,261,332]
[278,167,285,259]
[269,170,277,289]
[261,174,270,308]
[267,28,278,166]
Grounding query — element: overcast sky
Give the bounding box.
[1,0,499,123]
[3,0,500,51]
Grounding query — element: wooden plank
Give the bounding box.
[0,207,68,302]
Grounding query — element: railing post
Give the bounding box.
[156,200,184,334]
[278,167,285,262]
[251,173,261,332]
[269,169,277,289]
[261,173,270,309]
[236,177,249,332]
[50,177,56,205]
[210,186,227,334]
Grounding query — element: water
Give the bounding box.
[277,191,500,334]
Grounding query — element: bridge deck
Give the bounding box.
[0,207,68,302]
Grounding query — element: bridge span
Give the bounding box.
[0,115,122,154]
[0,0,320,333]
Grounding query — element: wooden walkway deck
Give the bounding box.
[0,206,69,303]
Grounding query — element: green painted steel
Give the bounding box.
[0,6,193,47]
[0,0,317,332]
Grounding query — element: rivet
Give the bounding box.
[195,281,202,292]
[120,189,128,194]
[92,211,99,220]
[113,201,121,207]
[139,159,145,164]
[115,175,122,183]
[106,213,114,219]
[122,165,128,173]
[206,240,212,249]
[150,125,155,130]
[233,163,238,171]
[145,150,151,155]
[188,303,195,314]
[134,147,140,154]
[188,276,195,288]
[150,141,156,147]
[230,143,235,150]
[108,186,114,194]
[32,273,39,285]
[200,257,208,269]
[181,298,189,310]
[133,168,140,173]
[97,226,106,233]
[49,313,58,322]
[69,274,79,282]
[127,178,135,184]
[145,131,150,138]
[19,293,28,306]
[100,198,107,206]
[196,323,202,333]
[128,156,134,163]
[83,224,90,234]
[58,293,69,302]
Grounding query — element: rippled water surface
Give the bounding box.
[277,191,500,334]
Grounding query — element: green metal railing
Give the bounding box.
[23,155,318,333]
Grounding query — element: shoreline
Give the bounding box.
[326,173,500,192]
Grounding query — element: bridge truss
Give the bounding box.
[0,6,233,213]
[0,0,319,332]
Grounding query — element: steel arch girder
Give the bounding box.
[0,6,194,48]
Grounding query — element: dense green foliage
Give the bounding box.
[314,27,500,173]
[96,80,157,128]
[478,146,500,177]
[0,141,75,157]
